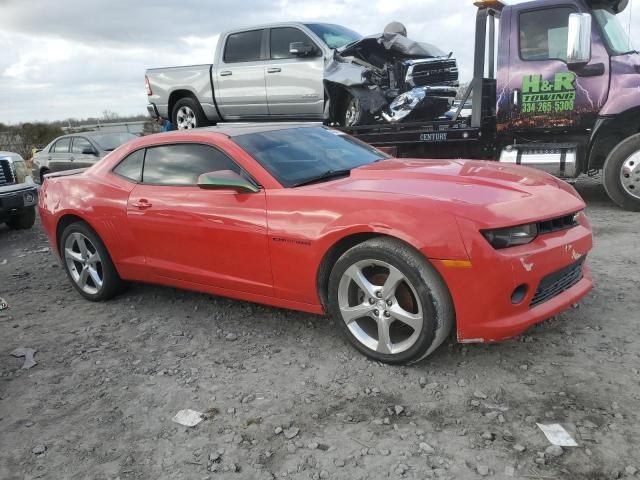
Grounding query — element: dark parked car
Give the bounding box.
[32,132,137,183]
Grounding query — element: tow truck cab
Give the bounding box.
[346,0,640,210]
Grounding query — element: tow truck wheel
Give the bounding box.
[603,133,640,212]
[172,97,209,130]
[6,206,36,230]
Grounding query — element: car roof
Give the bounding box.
[200,122,324,138]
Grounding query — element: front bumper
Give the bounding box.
[436,215,593,342]
[0,185,38,216]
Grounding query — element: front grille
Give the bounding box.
[538,212,579,235]
[530,257,585,307]
[0,159,14,185]
[409,60,459,86]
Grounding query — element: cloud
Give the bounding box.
[0,0,638,123]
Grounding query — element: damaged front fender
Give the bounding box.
[324,32,459,126]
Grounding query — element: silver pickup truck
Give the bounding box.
[145,22,459,128]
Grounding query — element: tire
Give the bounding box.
[602,133,640,212]
[171,97,210,130]
[60,222,125,301]
[6,206,36,230]
[341,94,370,127]
[327,237,454,364]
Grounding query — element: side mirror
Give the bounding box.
[567,13,592,65]
[197,170,259,193]
[289,42,315,57]
[82,147,98,155]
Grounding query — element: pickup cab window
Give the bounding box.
[270,27,318,59]
[519,7,574,61]
[224,30,263,63]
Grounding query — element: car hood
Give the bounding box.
[318,159,585,227]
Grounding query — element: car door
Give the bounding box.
[70,136,99,169]
[265,27,325,117]
[124,143,273,295]
[499,4,610,134]
[47,137,72,173]
[214,29,269,118]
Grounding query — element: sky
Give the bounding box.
[1,0,638,124]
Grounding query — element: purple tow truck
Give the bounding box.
[343,0,640,211]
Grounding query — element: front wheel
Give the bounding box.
[341,94,371,127]
[327,237,454,364]
[602,133,640,212]
[6,206,36,230]
[60,222,125,301]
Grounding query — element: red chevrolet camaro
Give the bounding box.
[39,124,593,364]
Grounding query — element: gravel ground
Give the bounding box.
[1,176,639,480]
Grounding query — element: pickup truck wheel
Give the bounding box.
[60,222,125,301]
[327,237,454,365]
[603,133,640,212]
[6,206,36,230]
[172,97,209,130]
[342,94,371,127]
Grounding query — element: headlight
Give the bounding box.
[13,160,29,184]
[482,223,538,249]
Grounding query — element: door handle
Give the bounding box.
[131,199,152,210]
[267,67,281,73]
[69,156,75,161]
[220,70,232,76]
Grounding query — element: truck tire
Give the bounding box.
[327,237,454,365]
[172,97,210,130]
[6,206,36,230]
[602,133,640,212]
[342,94,371,127]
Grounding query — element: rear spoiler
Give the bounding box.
[43,168,87,180]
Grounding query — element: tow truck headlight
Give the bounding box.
[482,223,538,249]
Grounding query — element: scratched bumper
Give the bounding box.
[435,215,593,342]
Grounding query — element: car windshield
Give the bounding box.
[233,126,389,187]
[305,23,362,49]
[91,132,137,151]
[593,8,635,55]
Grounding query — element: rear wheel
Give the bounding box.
[60,222,125,301]
[603,133,640,211]
[327,237,454,364]
[6,206,36,230]
[172,97,209,130]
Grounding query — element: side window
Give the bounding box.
[72,137,94,154]
[270,27,317,59]
[113,149,144,182]
[520,7,574,61]
[142,144,240,186]
[223,30,263,63]
[52,138,71,153]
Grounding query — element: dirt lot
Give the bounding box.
[1,177,639,480]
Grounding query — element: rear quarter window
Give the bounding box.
[113,149,144,182]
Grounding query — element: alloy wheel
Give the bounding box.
[64,232,103,295]
[176,106,197,129]
[337,260,423,355]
